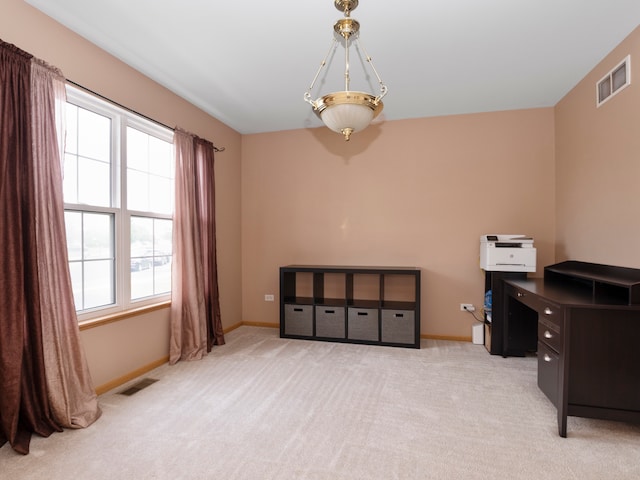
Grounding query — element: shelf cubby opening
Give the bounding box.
[348,273,381,308]
[382,274,417,309]
[315,272,347,306]
[594,281,631,305]
[283,271,314,304]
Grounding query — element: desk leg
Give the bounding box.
[557,313,569,438]
[557,409,567,438]
[556,363,569,437]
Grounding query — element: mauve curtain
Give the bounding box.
[0,38,58,456]
[169,129,224,364]
[0,40,101,455]
[30,59,101,430]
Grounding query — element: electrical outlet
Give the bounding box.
[264,294,275,302]
[460,303,475,312]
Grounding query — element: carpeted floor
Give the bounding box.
[2,326,640,479]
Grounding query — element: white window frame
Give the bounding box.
[65,86,174,322]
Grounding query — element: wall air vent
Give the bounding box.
[597,55,631,107]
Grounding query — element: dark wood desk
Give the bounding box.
[504,261,640,437]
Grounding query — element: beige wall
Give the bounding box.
[6,0,639,388]
[2,0,243,388]
[555,26,640,268]
[242,109,556,339]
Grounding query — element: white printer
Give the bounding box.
[480,234,536,272]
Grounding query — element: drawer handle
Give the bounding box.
[357,312,368,316]
[394,313,404,318]
[326,310,335,314]
[544,330,553,339]
[544,307,553,315]
[517,292,524,297]
[543,354,552,362]
[294,308,303,312]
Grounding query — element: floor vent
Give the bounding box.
[597,55,631,107]
[119,378,159,396]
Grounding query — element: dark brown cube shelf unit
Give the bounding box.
[280,265,421,348]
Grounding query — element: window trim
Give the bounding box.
[78,300,171,331]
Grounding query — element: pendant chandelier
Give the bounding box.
[304,0,388,141]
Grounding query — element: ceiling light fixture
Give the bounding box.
[304,0,387,141]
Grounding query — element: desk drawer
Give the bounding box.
[507,284,562,329]
[538,341,559,408]
[538,316,561,353]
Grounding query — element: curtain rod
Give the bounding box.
[66,80,225,153]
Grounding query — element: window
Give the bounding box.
[64,87,174,320]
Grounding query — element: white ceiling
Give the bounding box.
[27,0,640,135]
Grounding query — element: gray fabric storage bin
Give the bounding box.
[381,309,415,344]
[284,304,313,336]
[315,306,346,338]
[347,307,379,341]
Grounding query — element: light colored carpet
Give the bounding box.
[2,326,640,479]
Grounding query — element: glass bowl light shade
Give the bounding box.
[313,91,383,141]
[304,1,387,141]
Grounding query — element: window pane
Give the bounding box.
[83,213,113,260]
[149,175,172,214]
[131,216,172,300]
[64,211,82,261]
[78,157,111,207]
[131,262,154,299]
[149,135,172,177]
[131,216,153,256]
[127,169,149,212]
[153,219,173,295]
[131,216,154,301]
[64,104,111,208]
[68,262,83,309]
[63,153,79,203]
[127,127,149,172]
[126,127,173,215]
[84,260,115,309]
[154,257,172,294]
[66,210,115,313]
[66,103,78,155]
[78,107,111,162]
[154,219,173,256]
